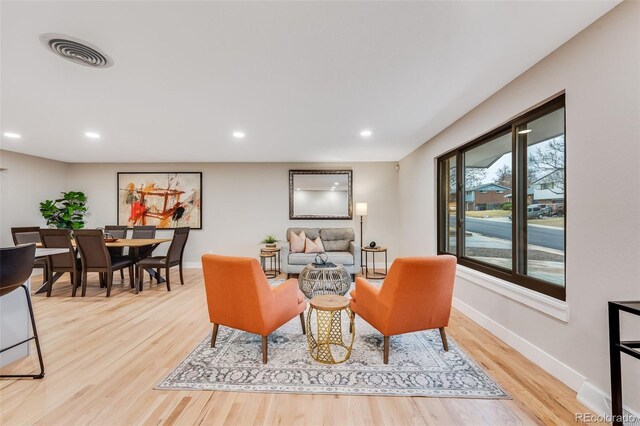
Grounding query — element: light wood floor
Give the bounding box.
[0,269,597,425]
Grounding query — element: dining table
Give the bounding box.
[34,238,172,294]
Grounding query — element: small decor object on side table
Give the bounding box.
[306,294,355,364]
[362,246,388,279]
[260,234,280,249]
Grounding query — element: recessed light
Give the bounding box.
[232,131,245,139]
[85,131,101,139]
[518,129,532,134]
[360,129,372,137]
[334,182,339,185]
[296,188,301,191]
[3,132,21,139]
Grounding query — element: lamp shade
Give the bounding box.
[355,202,368,216]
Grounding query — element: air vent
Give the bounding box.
[40,33,113,68]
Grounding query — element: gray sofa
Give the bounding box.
[281,227,361,277]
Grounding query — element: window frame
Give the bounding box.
[437,95,566,300]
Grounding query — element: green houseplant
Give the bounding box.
[39,191,88,229]
[260,234,280,248]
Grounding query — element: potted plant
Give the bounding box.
[39,191,88,230]
[260,235,280,248]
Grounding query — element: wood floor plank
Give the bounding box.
[0,270,599,425]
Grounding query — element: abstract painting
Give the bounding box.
[117,172,202,229]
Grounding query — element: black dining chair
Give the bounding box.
[105,225,129,280]
[11,227,48,286]
[0,244,45,379]
[137,227,190,292]
[74,230,135,297]
[39,229,81,297]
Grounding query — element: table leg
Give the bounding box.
[34,272,64,295]
[608,303,623,426]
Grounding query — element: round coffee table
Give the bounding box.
[298,263,351,298]
[306,294,355,364]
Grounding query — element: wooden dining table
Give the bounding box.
[35,238,172,294]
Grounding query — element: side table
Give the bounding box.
[298,263,350,298]
[608,301,640,426]
[362,247,388,279]
[259,250,278,279]
[260,247,281,277]
[306,294,355,364]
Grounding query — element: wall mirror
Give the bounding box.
[289,170,353,220]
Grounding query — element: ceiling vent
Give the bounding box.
[40,33,113,68]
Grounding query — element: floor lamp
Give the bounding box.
[355,203,368,270]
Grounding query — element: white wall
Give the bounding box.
[399,0,639,414]
[68,162,399,264]
[0,150,69,246]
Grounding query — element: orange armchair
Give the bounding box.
[350,255,457,364]
[201,254,307,363]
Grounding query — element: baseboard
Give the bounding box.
[577,381,640,425]
[452,297,586,392]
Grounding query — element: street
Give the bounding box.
[464,217,564,250]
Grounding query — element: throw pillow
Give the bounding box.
[305,237,325,253]
[290,230,306,253]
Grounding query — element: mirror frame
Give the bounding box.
[289,169,353,220]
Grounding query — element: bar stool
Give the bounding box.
[0,244,45,379]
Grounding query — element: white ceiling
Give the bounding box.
[0,1,619,163]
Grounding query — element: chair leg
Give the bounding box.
[210,324,219,348]
[106,271,113,297]
[71,271,78,297]
[299,312,306,335]
[383,336,390,364]
[439,327,449,352]
[120,269,124,281]
[179,263,185,285]
[1,285,45,379]
[136,265,143,293]
[46,270,54,298]
[129,266,135,289]
[165,266,171,291]
[349,312,356,333]
[81,270,88,297]
[262,336,268,364]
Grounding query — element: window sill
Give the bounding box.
[456,265,569,322]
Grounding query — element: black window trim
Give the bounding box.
[437,94,566,301]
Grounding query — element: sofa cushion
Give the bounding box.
[287,228,320,241]
[288,251,354,266]
[304,237,324,253]
[290,230,306,253]
[320,228,354,251]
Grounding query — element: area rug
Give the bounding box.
[156,306,508,398]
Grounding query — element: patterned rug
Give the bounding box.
[157,282,508,398]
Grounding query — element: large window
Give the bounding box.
[437,96,565,300]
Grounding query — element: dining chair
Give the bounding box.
[73,229,135,297]
[201,254,307,363]
[105,225,129,280]
[132,225,157,282]
[349,255,457,364]
[0,243,45,379]
[11,226,48,286]
[39,229,81,297]
[137,227,190,292]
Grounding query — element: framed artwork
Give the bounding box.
[117,172,202,229]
